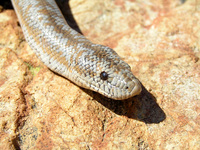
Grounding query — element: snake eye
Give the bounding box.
[100,71,108,80]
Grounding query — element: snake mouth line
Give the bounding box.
[86,78,142,100]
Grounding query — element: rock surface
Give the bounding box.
[0,0,199,149]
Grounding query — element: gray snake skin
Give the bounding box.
[11,0,142,100]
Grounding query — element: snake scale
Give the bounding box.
[11,0,142,100]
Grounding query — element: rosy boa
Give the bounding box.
[11,0,142,100]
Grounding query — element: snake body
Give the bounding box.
[11,0,142,100]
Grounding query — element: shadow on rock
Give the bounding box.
[92,84,166,124]
[56,0,82,34]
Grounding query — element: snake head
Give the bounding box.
[94,59,142,100]
[75,45,142,100]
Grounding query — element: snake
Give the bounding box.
[11,0,142,100]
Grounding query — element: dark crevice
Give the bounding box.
[12,136,21,150]
[0,0,13,10]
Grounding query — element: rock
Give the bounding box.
[0,0,199,149]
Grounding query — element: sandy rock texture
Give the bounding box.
[0,0,199,149]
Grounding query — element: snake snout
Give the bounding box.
[129,79,142,96]
[126,78,142,97]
